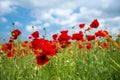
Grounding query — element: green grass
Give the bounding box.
[0,42,120,80]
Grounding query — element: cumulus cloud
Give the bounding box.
[0,17,8,23]
[0,0,16,16]
[0,0,120,39]
[26,25,41,33]
[102,0,120,17]
[14,21,22,27]
[15,0,113,10]
[105,17,120,34]
[30,6,102,28]
[1,0,119,17]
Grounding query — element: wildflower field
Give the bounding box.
[0,19,120,80]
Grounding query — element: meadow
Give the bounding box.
[0,19,120,80]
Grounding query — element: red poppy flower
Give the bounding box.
[37,40,57,56]
[31,38,57,56]
[44,47,56,56]
[36,53,49,66]
[58,34,71,42]
[60,41,71,48]
[101,42,107,48]
[2,43,12,51]
[23,50,28,56]
[51,43,58,53]
[58,30,71,48]
[90,19,99,28]
[71,31,84,41]
[31,38,46,49]
[43,43,56,56]
[86,43,92,50]
[11,29,21,40]
[52,33,58,40]
[28,36,32,39]
[95,30,108,37]
[9,37,14,43]
[22,41,28,47]
[60,30,68,34]
[86,35,96,41]
[31,31,39,39]
[79,24,85,28]
[78,44,84,49]
[31,38,40,49]
[33,49,43,55]
[102,30,109,36]
[6,51,14,58]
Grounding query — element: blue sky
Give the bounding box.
[0,0,120,42]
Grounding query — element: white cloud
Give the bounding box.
[101,0,112,8]
[43,23,50,28]
[50,9,73,17]
[108,27,120,35]
[0,0,16,16]
[106,17,120,35]
[0,0,120,39]
[96,17,120,36]
[14,21,22,27]
[79,7,102,18]
[31,20,42,25]
[106,16,120,23]
[30,8,74,27]
[30,6,102,29]
[26,25,41,33]
[0,17,8,23]
[15,0,111,10]
[0,0,119,17]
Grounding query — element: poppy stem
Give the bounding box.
[43,27,46,38]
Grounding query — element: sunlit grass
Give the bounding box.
[0,41,120,80]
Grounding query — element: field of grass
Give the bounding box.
[0,19,120,80]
